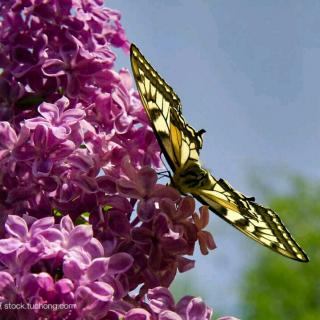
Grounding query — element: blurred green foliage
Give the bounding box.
[241,176,320,320]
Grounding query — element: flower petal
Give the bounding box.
[42,59,66,77]
[107,252,133,275]
[68,225,93,248]
[136,167,157,194]
[0,271,14,292]
[86,257,109,281]
[126,308,151,320]
[159,311,182,320]
[185,297,208,320]
[148,287,175,313]
[5,215,28,239]
[0,238,22,253]
[0,122,17,149]
[29,217,54,237]
[60,215,74,234]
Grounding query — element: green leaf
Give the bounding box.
[241,176,320,320]
[75,211,91,225]
[53,209,63,217]
[103,205,113,212]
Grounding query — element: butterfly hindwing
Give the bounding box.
[193,176,308,261]
[130,43,309,262]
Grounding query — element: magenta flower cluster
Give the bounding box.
[0,0,237,319]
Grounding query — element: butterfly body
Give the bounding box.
[172,160,207,189]
[130,43,309,262]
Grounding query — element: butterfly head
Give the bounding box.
[196,129,206,149]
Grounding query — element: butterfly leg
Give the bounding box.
[157,170,172,182]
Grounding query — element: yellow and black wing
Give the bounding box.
[130,43,309,262]
[192,177,309,262]
[130,44,205,172]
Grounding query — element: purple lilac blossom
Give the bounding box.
[0,215,134,319]
[0,0,236,319]
[0,0,161,219]
[0,214,214,319]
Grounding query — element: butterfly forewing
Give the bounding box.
[130,43,309,262]
[131,44,183,171]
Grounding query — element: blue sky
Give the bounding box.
[109,0,320,316]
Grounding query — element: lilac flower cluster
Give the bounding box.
[0,0,161,220]
[0,214,226,320]
[0,214,134,319]
[0,0,237,319]
[97,158,216,295]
